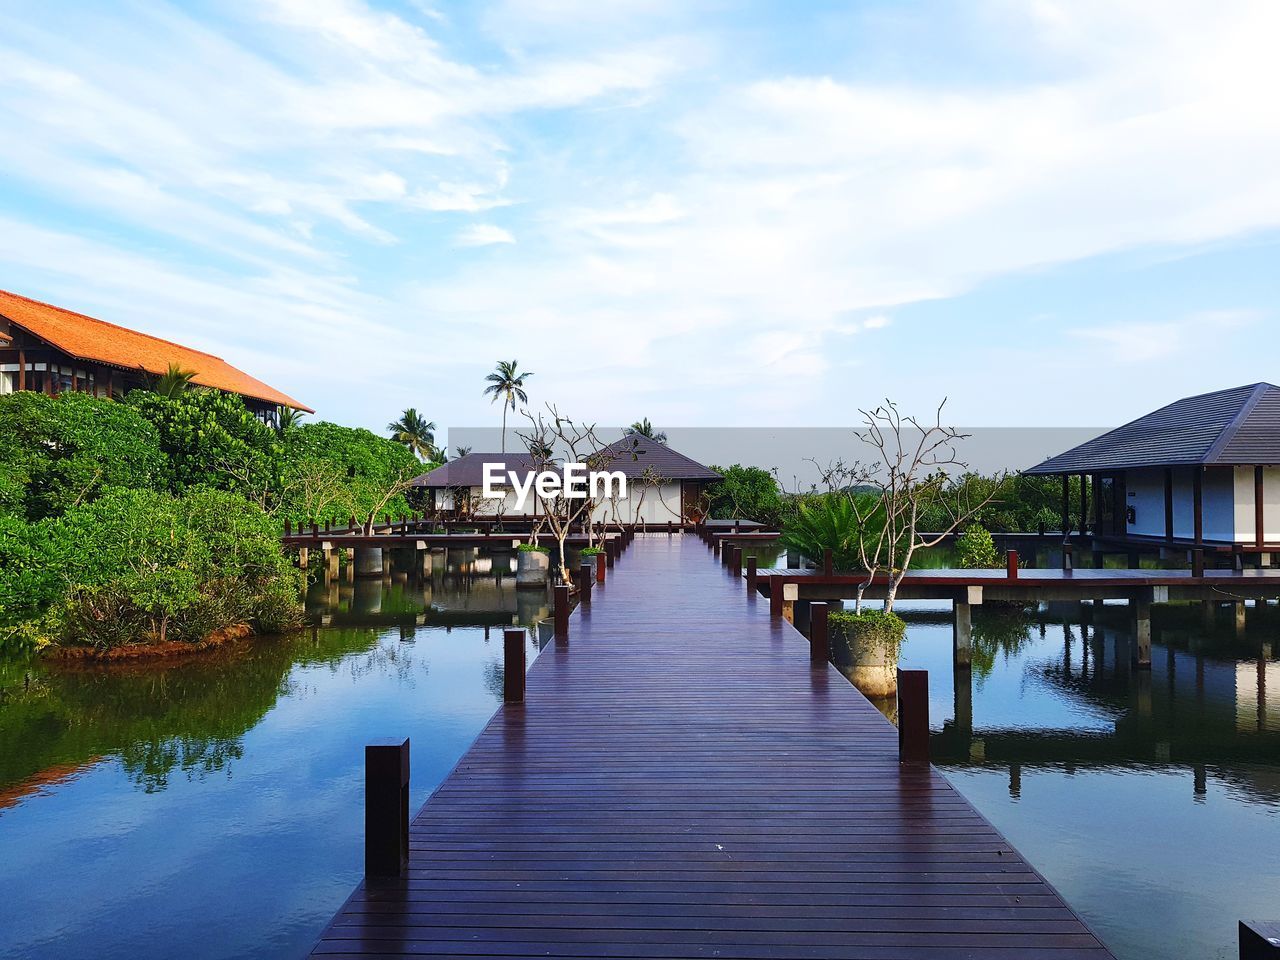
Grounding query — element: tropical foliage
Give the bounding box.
[625,418,667,443]
[955,523,1001,569]
[0,390,415,653]
[779,494,885,571]
[483,359,533,452]
[387,408,437,461]
[705,465,791,527]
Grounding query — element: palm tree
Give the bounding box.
[387,408,437,461]
[455,445,472,459]
[483,360,533,453]
[277,407,307,432]
[151,362,197,398]
[625,418,667,443]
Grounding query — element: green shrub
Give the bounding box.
[780,493,884,570]
[25,487,303,650]
[579,546,603,556]
[517,543,550,554]
[125,390,278,495]
[956,524,1000,569]
[829,608,906,663]
[706,465,787,526]
[0,391,166,520]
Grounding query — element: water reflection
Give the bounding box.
[892,598,1280,960]
[0,547,546,960]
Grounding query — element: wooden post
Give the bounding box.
[284,519,292,536]
[1006,549,1018,579]
[1061,474,1070,538]
[810,602,829,664]
[667,520,673,536]
[1192,548,1205,578]
[605,539,616,568]
[365,738,409,880]
[746,556,758,593]
[596,552,606,583]
[1133,593,1152,669]
[580,562,593,605]
[769,577,783,619]
[823,548,833,577]
[554,584,570,642]
[897,669,929,761]
[1239,920,1280,958]
[730,545,741,578]
[504,629,526,702]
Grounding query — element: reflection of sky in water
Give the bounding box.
[890,598,1280,960]
[0,550,548,960]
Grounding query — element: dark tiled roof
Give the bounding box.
[595,436,722,481]
[411,453,537,488]
[1024,383,1280,474]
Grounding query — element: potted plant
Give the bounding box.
[515,543,551,587]
[829,608,905,698]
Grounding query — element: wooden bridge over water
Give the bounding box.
[309,532,1114,959]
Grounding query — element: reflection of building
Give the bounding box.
[0,288,310,422]
[1025,383,1280,555]
[411,439,720,524]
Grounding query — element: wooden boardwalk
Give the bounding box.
[311,534,1113,959]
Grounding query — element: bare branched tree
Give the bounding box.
[855,399,1007,612]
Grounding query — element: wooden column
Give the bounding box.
[17,349,25,391]
[503,629,526,702]
[897,669,929,762]
[1061,475,1070,537]
[554,584,571,641]
[746,556,758,593]
[1079,473,1088,537]
[595,552,606,583]
[809,602,829,664]
[1164,468,1175,542]
[579,563,593,605]
[365,738,410,880]
[1005,549,1019,580]
[769,577,783,619]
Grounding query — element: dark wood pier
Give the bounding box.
[310,532,1114,959]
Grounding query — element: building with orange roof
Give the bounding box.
[0,288,311,421]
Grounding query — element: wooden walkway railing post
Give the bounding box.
[897,669,929,761]
[605,540,616,568]
[365,737,410,880]
[823,548,833,577]
[596,552,606,583]
[503,629,526,703]
[1007,549,1019,579]
[554,584,571,641]
[580,562,594,605]
[769,576,783,619]
[746,556,757,592]
[809,602,829,664]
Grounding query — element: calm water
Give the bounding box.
[5,543,1278,960]
[883,599,1280,960]
[0,547,549,960]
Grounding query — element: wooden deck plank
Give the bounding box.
[310,533,1113,959]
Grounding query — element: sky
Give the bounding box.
[2,0,1279,448]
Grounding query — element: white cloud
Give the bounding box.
[455,224,516,246]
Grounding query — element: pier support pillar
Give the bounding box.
[354,547,384,577]
[953,665,973,737]
[1235,601,1248,638]
[953,601,973,669]
[1132,595,1152,669]
[420,550,433,576]
[298,546,309,569]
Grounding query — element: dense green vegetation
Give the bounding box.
[0,391,420,654]
[955,524,1001,569]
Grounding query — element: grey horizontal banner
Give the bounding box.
[447,426,1104,489]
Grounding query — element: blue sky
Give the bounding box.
[1,0,1278,445]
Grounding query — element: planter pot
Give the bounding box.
[833,614,905,699]
[516,550,550,588]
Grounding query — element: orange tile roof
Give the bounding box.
[0,288,311,411]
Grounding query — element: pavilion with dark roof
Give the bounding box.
[1025,383,1280,561]
[412,439,720,524]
